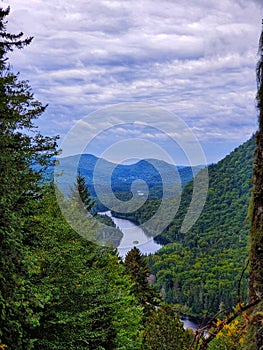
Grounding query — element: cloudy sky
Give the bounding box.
[3,0,263,164]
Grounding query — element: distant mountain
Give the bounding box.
[55,154,204,201]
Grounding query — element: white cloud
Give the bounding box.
[2,0,263,163]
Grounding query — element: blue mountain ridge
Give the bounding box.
[55,154,205,199]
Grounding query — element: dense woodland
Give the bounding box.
[0,6,262,350]
[115,137,254,317]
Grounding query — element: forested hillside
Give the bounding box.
[147,136,255,317]
[113,136,255,317]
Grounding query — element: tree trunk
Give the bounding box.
[245,22,263,350]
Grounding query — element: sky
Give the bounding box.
[3,0,263,165]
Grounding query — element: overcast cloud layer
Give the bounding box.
[3,0,263,163]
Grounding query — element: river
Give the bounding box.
[102,211,163,257]
[101,211,199,331]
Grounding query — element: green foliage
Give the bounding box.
[141,305,193,350]
[149,137,255,317]
[71,172,95,213]
[124,247,161,319]
[0,7,58,348]
[30,189,143,349]
[121,137,255,318]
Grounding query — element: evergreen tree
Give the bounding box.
[124,247,161,319]
[245,21,263,350]
[71,172,95,213]
[141,305,193,350]
[0,7,58,348]
[62,173,98,244]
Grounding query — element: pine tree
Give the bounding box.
[71,171,95,213]
[141,305,193,350]
[124,247,161,319]
[61,172,99,243]
[0,7,58,348]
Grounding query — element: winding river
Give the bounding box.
[103,211,162,257]
[102,211,199,331]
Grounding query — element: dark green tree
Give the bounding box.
[124,247,161,318]
[71,171,95,213]
[245,21,263,349]
[141,305,193,350]
[62,173,99,244]
[0,7,58,348]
